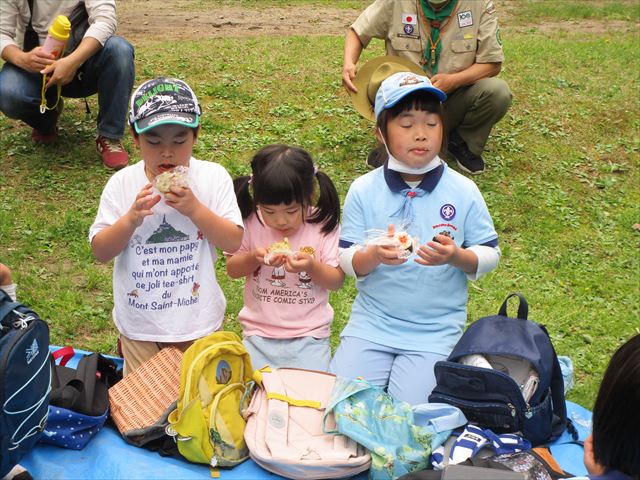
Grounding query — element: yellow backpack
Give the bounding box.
[167,331,253,467]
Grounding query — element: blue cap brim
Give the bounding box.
[376,84,446,119]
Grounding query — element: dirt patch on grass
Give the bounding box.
[117,0,636,41]
[117,0,359,42]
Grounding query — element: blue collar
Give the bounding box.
[383,160,444,193]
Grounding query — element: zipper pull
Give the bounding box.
[507,403,516,417]
[524,402,533,419]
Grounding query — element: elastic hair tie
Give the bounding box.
[313,165,319,175]
[248,174,253,185]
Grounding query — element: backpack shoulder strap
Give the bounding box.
[259,370,297,459]
[26,0,34,20]
[23,0,40,51]
[0,299,21,325]
[538,324,571,441]
[549,354,570,440]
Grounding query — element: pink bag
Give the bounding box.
[243,368,371,479]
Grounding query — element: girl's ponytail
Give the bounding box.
[233,175,255,220]
[309,170,340,234]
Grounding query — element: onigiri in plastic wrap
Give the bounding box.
[153,166,190,194]
[363,228,417,259]
[264,238,293,265]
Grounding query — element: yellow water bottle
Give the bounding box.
[42,15,70,59]
[39,15,70,113]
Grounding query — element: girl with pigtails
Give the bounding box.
[226,144,343,371]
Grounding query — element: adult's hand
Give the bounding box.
[342,28,363,93]
[343,61,358,93]
[42,56,80,89]
[41,37,102,89]
[430,73,460,94]
[432,62,502,94]
[18,47,55,73]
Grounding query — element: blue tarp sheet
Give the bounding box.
[21,349,591,479]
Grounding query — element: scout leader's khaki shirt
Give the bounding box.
[352,0,504,76]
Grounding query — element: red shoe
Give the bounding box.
[31,127,59,144]
[96,135,129,169]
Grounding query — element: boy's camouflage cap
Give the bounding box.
[129,77,201,134]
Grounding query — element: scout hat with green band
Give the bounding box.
[349,55,424,121]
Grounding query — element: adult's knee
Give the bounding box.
[480,77,512,117]
[102,36,135,70]
[0,65,34,118]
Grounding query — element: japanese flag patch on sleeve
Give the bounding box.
[402,13,417,25]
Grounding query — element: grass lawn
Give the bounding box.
[0,1,638,410]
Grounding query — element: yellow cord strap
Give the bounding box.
[40,74,62,114]
[266,393,321,409]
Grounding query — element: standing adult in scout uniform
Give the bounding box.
[343,0,511,175]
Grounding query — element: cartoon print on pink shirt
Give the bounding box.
[297,271,313,289]
[270,265,286,287]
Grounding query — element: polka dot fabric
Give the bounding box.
[39,406,108,450]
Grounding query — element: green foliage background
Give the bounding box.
[1,1,638,409]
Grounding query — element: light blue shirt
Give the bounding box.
[340,163,498,354]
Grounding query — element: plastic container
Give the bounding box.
[41,15,70,59]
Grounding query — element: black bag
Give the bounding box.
[23,0,89,54]
[22,0,39,51]
[64,2,90,56]
[429,293,570,446]
[39,348,121,450]
[0,289,51,477]
[49,348,120,417]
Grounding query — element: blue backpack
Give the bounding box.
[429,293,570,446]
[0,289,51,477]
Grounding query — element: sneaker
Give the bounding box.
[447,130,485,175]
[31,127,59,144]
[96,135,129,170]
[366,145,387,169]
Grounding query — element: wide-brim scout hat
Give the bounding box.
[350,55,425,121]
[129,77,202,134]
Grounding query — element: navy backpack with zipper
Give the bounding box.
[429,293,570,446]
[0,289,51,477]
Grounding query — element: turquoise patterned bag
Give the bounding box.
[324,377,466,480]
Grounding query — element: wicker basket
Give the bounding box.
[108,346,182,433]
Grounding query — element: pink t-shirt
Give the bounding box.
[232,212,340,339]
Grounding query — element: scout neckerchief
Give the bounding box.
[418,0,460,74]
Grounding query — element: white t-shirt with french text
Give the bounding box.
[89,158,243,341]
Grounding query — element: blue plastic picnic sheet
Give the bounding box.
[20,349,592,479]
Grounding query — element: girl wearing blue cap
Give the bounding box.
[331,69,500,405]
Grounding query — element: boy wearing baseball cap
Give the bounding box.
[89,77,244,375]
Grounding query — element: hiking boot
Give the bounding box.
[366,145,387,169]
[96,135,129,170]
[31,98,63,144]
[447,130,485,175]
[31,127,59,144]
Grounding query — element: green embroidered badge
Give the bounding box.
[496,28,502,45]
